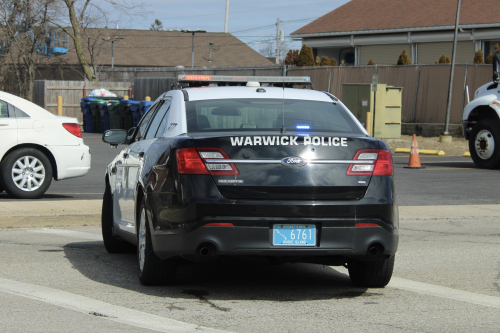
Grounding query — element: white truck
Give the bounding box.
[463,54,500,169]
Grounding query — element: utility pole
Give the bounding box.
[182,30,206,68]
[224,0,229,33]
[276,18,280,64]
[441,0,461,143]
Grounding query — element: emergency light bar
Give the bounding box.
[178,75,311,84]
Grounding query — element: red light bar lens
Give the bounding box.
[62,123,82,138]
[205,223,234,227]
[184,75,212,81]
[177,148,209,174]
[355,223,380,227]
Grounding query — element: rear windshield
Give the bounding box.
[186,98,364,134]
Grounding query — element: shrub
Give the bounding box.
[285,50,299,65]
[473,50,484,64]
[340,60,346,66]
[367,59,375,65]
[297,44,315,66]
[397,49,411,65]
[331,58,337,66]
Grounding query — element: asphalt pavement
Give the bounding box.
[1,133,499,206]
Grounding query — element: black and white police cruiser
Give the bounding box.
[102,75,398,287]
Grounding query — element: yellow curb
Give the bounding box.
[394,148,445,155]
[463,152,471,157]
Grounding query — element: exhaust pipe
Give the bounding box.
[366,243,384,260]
[195,243,217,261]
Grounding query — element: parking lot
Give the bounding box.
[1,133,500,332]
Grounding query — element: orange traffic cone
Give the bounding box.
[404,134,425,169]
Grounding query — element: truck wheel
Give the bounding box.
[137,198,177,286]
[0,148,52,199]
[469,120,500,169]
[102,182,136,253]
[348,255,395,288]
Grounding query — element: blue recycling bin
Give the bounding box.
[80,97,96,133]
[130,102,142,128]
[140,101,154,116]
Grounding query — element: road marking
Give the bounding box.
[389,277,500,309]
[28,229,103,241]
[0,277,229,333]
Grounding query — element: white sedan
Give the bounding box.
[0,91,91,199]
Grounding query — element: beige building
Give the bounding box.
[291,0,500,66]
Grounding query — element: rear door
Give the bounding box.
[186,98,379,201]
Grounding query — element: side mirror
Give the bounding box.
[103,129,128,147]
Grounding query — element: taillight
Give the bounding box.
[347,149,393,176]
[177,148,209,174]
[176,148,239,175]
[62,123,82,138]
[197,148,239,176]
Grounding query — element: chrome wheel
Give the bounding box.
[11,156,45,192]
[475,129,495,160]
[138,209,147,272]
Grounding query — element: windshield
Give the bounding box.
[186,98,364,134]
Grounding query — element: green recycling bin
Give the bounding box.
[118,99,140,131]
[90,99,107,133]
[105,100,122,129]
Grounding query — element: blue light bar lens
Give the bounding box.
[296,124,310,130]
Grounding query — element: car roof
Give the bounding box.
[183,86,334,102]
[0,90,55,119]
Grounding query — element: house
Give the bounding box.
[291,0,500,65]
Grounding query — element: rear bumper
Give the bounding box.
[48,144,91,180]
[151,222,398,261]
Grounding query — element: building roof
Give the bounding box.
[40,28,273,68]
[292,0,500,36]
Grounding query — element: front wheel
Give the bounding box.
[469,120,500,169]
[137,198,177,286]
[348,255,395,288]
[0,148,52,199]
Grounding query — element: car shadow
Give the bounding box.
[62,241,374,302]
[0,193,77,200]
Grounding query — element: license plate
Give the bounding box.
[272,224,316,247]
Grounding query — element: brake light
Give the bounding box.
[62,123,82,138]
[347,149,393,176]
[355,223,380,227]
[205,223,234,227]
[197,148,239,176]
[177,148,209,174]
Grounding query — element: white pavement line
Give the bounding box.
[0,277,229,333]
[27,229,103,241]
[389,277,500,309]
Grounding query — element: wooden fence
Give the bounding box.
[33,81,131,123]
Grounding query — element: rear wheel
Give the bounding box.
[0,148,52,199]
[137,198,177,286]
[102,182,136,253]
[469,120,500,169]
[348,255,395,288]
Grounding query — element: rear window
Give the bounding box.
[186,98,363,134]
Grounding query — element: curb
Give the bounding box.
[394,148,445,155]
[463,152,471,157]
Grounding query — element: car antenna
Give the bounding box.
[280,65,286,134]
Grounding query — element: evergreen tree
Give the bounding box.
[315,56,320,66]
[285,49,299,65]
[340,60,346,66]
[320,56,331,66]
[473,50,484,64]
[331,58,337,66]
[438,54,447,63]
[150,19,163,31]
[445,56,451,63]
[487,44,500,64]
[397,49,411,65]
[297,44,315,66]
[367,59,375,65]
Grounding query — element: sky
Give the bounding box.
[105,0,350,57]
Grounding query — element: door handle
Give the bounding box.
[123,153,129,158]
[138,152,145,158]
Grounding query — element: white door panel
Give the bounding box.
[0,100,18,158]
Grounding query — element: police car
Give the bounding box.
[102,75,398,287]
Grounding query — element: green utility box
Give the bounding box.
[342,83,403,139]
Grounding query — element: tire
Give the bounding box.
[137,198,177,286]
[348,255,395,288]
[102,182,136,253]
[469,119,500,169]
[0,148,52,199]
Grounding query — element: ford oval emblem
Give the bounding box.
[280,157,307,167]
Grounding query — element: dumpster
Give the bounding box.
[140,101,154,116]
[90,99,107,133]
[99,100,121,131]
[118,100,140,131]
[80,97,97,133]
[130,102,142,128]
